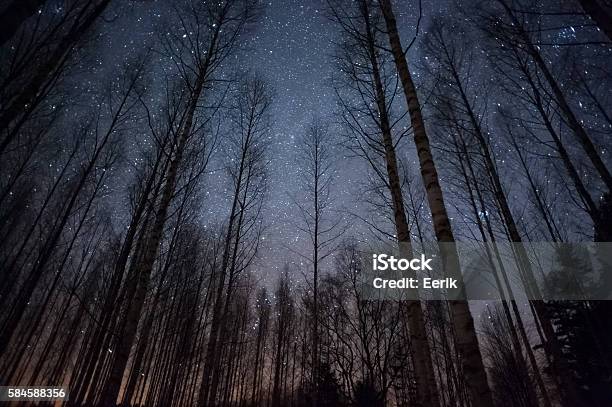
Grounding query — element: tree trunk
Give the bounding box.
[455,129,551,407]
[0,0,111,152]
[356,2,440,405]
[378,1,494,406]
[99,77,200,405]
[200,116,252,406]
[499,0,612,192]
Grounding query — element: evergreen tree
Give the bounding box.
[546,246,612,406]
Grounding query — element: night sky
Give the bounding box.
[83,0,440,283]
[237,0,436,279]
[84,0,606,285]
[239,0,451,280]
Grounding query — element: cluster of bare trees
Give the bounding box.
[0,0,611,406]
[0,0,278,405]
[326,0,611,406]
[424,1,612,405]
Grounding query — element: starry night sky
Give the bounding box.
[82,0,608,284]
[84,0,440,281]
[236,0,436,278]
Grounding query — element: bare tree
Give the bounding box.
[0,58,145,359]
[422,18,556,407]
[327,0,449,405]
[0,0,113,152]
[482,304,540,407]
[95,0,263,400]
[292,120,346,405]
[199,74,272,405]
[378,1,495,405]
[272,266,295,407]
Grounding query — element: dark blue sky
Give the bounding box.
[238,0,435,279]
[94,0,448,282]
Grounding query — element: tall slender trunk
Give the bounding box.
[0,0,111,152]
[208,170,252,403]
[311,137,320,407]
[120,210,184,406]
[498,0,612,192]
[200,129,250,406]
[454,128,551,407]
[271,317,285,407]
[99,77,202,406]
[518,59,608,240]
[378,1,494,405]
[355,2,440,405]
